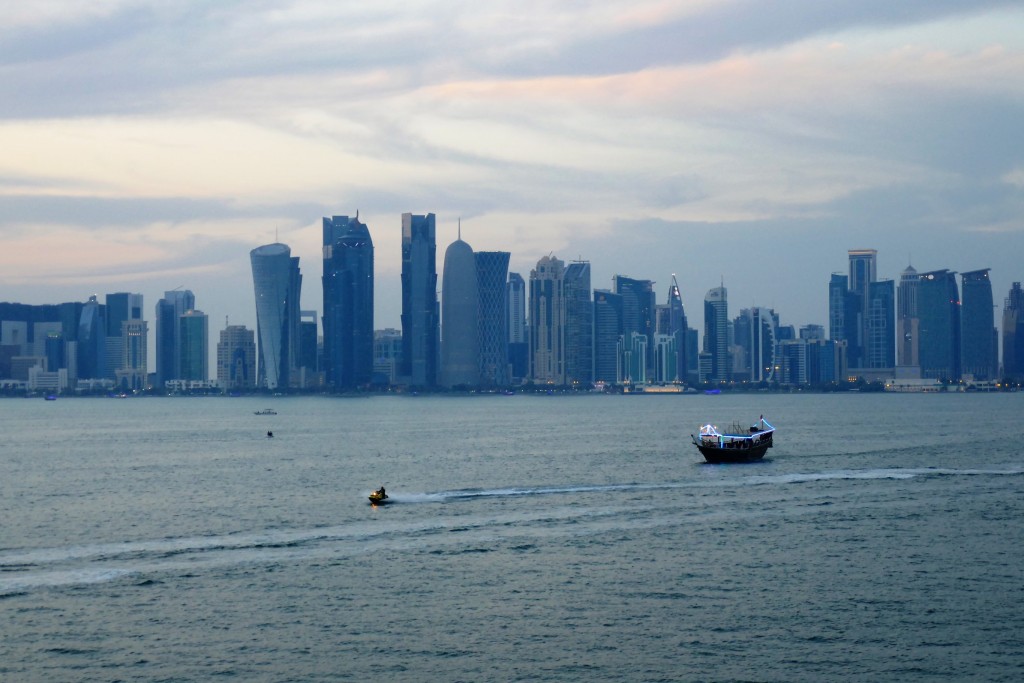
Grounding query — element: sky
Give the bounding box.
[2,0,1023,368]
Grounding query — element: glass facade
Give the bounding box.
[529,255,565,385]
[476,251,511,387]
[400,213,438,387]
[917,270,961,381]
[960,269,996,381]
[593,289,623,384]
[322,216,374,390]
[252,243,302,390]
[563,261,592,387]
[440,237,479,387]
[703,286,728,383]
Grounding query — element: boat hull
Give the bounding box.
[696,436,772,463]
[368,494,390,505]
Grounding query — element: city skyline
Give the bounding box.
[1,230,1020,385]
[1,2,1022,347]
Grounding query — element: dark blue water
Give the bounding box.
[2,394,1023,681]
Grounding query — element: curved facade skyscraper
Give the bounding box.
[441,236,479,387]
[250,243,301,390]
[323,215,374,389]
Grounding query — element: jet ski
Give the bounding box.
[368,487,389,505]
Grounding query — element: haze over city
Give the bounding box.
[2,1,1023,343]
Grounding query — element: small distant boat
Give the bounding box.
[254,408,277,415]
[691,416,775,463]
[44,395,57,401]
[368,488,390,505]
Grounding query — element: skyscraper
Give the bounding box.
[105,293,143,381]
[734,307,776,382]
[663,275,688,382]
[506,272,528,382]
[848,249,877,302]
[897,264,920,368]
[703,286,728,383]
[563,260,593,387]
[251,242,301,390]
[179,309,209,382]
[828,273,857,367]
[217,324,256,390]
[104,292,145,387]
[440,234,479,387]
[917,270,960,381]
[960,269,996,381]
[117,318,148,391]
[156,289,195,387]
[1003,282,1024,380]
[400,213,439,387]
[529,255,565,385]
[865,280,895,369]
[476,251,511,387]
[593,289,623,384]
[322,215,374,390]
[77,295,106,380]
[829,250,893,373]
[613,276,655,378]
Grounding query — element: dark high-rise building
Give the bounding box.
[251,243,302,390]
[593,289,623,384]
[613,276,655,377]
[1003,282,1024,380]
[734,307,776,382]
[156,289,195,387]
[105,292,144,383]
[663,278,688,385]
[703,286,728,383]
[865,280,895,369]
[105,293,143,338]
[179,309,209,382]
[0,301,83,382]
[476,251,511,387]
[960,269,997,381]
[299,310,318,387]
[77,295,106,380]
[917,270,960,381]
[848,249,877,303]
[563,261,592,387]
[322,215,374,390]
[506,272,528,382]
[829,254,894,373]
[441,235,478,387]
[897,264,920,368]
[828,273,858,368]
[400,213,439,387]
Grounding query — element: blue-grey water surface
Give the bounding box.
[2,393,1023,682]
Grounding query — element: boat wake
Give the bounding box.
[4,467,1020,596]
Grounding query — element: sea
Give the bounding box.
[1,392,1023,682]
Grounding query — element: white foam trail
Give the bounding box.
[0,568,133,594]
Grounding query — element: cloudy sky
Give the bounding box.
[2,0,1023,364]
